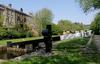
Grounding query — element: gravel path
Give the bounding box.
[94,35,100,53]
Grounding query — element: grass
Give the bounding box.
[2,37,99,64]
[0,37,43,45]
[0,35,59,45]
[83,38,100,63]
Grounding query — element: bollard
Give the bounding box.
[42,25,52,53]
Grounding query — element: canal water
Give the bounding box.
[0,51,19,59]
[0,46,27,60]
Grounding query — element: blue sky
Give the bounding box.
[0,0,99,24]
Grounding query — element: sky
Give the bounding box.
[0,0,99,25]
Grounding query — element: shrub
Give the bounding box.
[52,24,63,35]
[31,29,39,37]
[7,30,21,39]
[0,28,8,40]
[26,31,33,37]
[7,30,33,38]
[0,28,33,40]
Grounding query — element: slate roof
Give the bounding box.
[0,4,31,17]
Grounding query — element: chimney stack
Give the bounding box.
[8,4,12,8]
[20,8,23,12]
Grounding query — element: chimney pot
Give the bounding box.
[20,8,23,12]
[8,4,12,8]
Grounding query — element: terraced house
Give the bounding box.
[0,4,32,29]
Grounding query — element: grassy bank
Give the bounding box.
[2,37,99,64]
[0,35,60,45]
[0,37,43,45]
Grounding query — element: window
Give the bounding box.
[20,24,23,28]
[17,16,20,22]
[24,18,26,22]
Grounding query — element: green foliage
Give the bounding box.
[7,29,21,38]
[14,23,28,32]
[31,14,42,35]
[77,0,100,34]
[31,9,85,35]
[0,28,33,40]
[58,20,73,31]
[0,36,43,45]
[2,61,17,64]
[73,22,84,31]
[36,8,53,29]
[84,25,90,30]
[52,24,63,35]
[90,12,100,34]
[26,31,33,37]
[56,38,88,50]
[33,8,53,35]
[77,0,100,12]
[29,8,53,35]
[58,20,84,32]
[0,28,8,40]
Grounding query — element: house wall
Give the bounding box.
[0,5,32,29]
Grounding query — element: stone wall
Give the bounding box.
[0,4,32,29]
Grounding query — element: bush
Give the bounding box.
[26,31,33,37]
[7,30,33,39]
[7,30,21,39]
[0,28,8,40]
[0,28,33,40]
[52,24,63,35]
[31,29,39,37]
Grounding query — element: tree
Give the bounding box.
[35,8,53,28]
[52,23,63,35]
[28,14,40,36]
[33,8,53,35]
[90,13,100,34]
[77,0,100,12]
[58,19,84,32]
[73,22,84,30]
[77,0,100,34]
[58,20,73,31]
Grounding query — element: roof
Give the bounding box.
[0,4,32,17]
